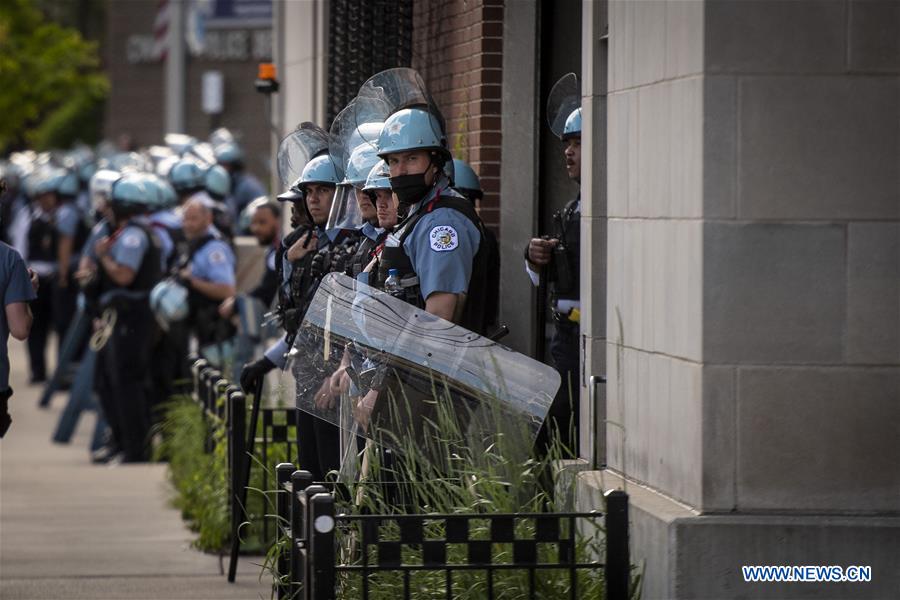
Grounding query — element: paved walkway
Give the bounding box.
[0,342,270,599]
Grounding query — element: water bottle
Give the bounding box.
[384,268,402,297]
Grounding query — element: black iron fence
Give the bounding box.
[277,470,631,600]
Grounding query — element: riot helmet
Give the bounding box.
[89,169,121,212]
[109,172,154,219]
[450,159,483,201]
[149,279,189,331]
[547,73,582,141]
[204,164,231,200]
[168,157,207,195]
[213,141,244,166]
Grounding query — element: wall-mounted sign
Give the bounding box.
[126,29,272,64]
[202,71,224,114]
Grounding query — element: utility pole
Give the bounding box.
[165,0,186,133]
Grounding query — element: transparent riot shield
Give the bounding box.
[287,273,560,480]
[354,68,446,149]
[547,72,581,139]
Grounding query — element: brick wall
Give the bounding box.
[412,0,504,233]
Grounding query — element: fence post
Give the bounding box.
[226,391,246,583]
[604,489,630,600]
[295,481,326,600]
[308,492,336,600]
[275,463,295,599]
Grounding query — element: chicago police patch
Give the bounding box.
[429,225,458,252]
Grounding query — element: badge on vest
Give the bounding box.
[122,232,142,248]
[429,225,458,252]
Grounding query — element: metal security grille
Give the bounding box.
[327,0,414,124]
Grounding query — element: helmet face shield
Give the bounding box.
[277,123,332,191]
[356,68,448,157]
[547,72,581,140]
[325,184,363,231]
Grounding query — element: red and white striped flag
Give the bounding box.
[152,0,170,61]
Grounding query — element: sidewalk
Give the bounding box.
[0,341,270,599]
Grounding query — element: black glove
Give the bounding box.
[240,356,275,392]
[0,388,13,438]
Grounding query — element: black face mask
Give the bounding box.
[390,173,432,209]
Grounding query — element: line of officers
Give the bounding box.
[0,68,581,470]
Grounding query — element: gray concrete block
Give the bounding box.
[668,77,703,218]
[701,366,736,512]
[705,0,847,74]
[609,0,635,92]
[606,92,632,218]
[847,223,900,364]
[674,513,900,599]
[631,0,666,87]
[665,0,704,80]
[736,367,900,512]
[738,76,900,220]
[704,222,846,363]
[636,83,670,217]
[849,0,900,72]
[703,75,737,219]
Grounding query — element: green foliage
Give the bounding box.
[156,396,230,553]
[0,0,109,153]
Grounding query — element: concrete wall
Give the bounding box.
[587,0,900,596]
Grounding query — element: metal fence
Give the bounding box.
[278,469,631,600]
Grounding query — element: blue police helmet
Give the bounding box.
[205,164,231,199]
[213,141,244,165]
[276,181,304,203]
[376,107,448,160]
[168,158,206,192]
[563,107,582,140]
[142,174,178,210]
[78,161,97,184]
[149,279,189,329]
[110,173,154,210]
[342,143,381,188]
[57,171,80,197]
[362,160,391,192]
[450,159,482,198]
[297,154,341,189]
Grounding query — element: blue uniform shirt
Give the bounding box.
[0,243,37,390]
[110,224,150,272]
[399,182,481,301]
[189,237,236,286]
[360,222,382,242]
[55,204,81,238]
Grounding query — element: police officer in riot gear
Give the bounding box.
[89,173,162,463]
[526,73,583,455]
[371,105,489,334]
[240,143,346,480]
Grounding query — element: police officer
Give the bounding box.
[214,141,266,227]
[177,197,237,354]
[90,173,162,462]
[23,170,65,383]
[341,143,387,278]
[451,159,500,332]
[168,157,233,239]
[526,75,582,455]
[240,152,346,481]
[370,105,489,334]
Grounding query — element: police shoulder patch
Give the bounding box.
[429,225,458,252]
[208,248,227,264]
[122,231,142,248]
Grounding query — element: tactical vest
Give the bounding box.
[550,196,581,303]
[91,222,162,313]
[26,211,58,265]
[346,231,382,278]
[275,225,317,340]
[372,192,490,336]
[178,233,235,345]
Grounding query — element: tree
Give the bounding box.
[0,0,109,154]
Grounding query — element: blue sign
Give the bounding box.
[207,0,272,28]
